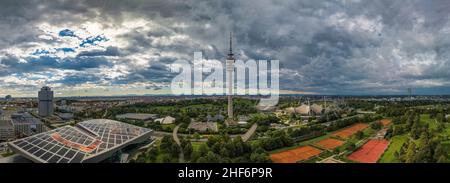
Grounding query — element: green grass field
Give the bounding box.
[420,114,437,130]
[444,124,450,136]
[191,141,205,153]
[379,134,408,163]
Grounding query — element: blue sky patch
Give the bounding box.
[56,47,76,53]
[32,49,50,55]
[59,29,76,37]
[80,35,108,47]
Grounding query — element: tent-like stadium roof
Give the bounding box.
[295,104,310,115]
[8,119,151,163]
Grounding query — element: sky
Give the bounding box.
[1,0,450,97]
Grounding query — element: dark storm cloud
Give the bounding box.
[113,62,176,84]
[0,55,111,76]
[2,0,450,95]
[51,73,102,86]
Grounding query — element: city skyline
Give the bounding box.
[2,0,450,97]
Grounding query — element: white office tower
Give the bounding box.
[226,32,235,119]
[38,86,54,117]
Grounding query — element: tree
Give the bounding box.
[354,131,364,139]
[205,151,221,163]
[183,143,193,159]
[147,148,158,162]
[196,157,208,163]
[436,113,445,123]
[198,143,209,156]
[410,121,421,139]
[193,132,201,140]
[170,143,180,158]
[370,121,382,130]
[159,154,173,163]
[250,152,271,163]
[345,142,356,151]
[207,135,220,147]
[159,136,173,153]
[176,114,191,124]
[405,142,416,163]
[437,155,449,163]
[433,143,447,161]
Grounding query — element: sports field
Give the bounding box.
[314,138,345,150]
[270,146,322,163]
[380,119,391,126]
[347,139,389,163]
[333,123,369,139]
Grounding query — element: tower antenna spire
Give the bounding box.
[228,32,234,59]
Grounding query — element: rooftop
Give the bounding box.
[11,113,41,125]
[0,120,13,127]
[188,122,218,132]
[8,119,152,163]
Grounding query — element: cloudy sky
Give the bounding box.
[1,0,450,97]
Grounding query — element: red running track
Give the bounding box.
[347,139,389,163]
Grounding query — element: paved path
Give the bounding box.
[102,108,108,118]
[172,124,185,163]
[316,114,363,127]
[241,123,258,142]
[173,124,181,145]
[153,123,257,143]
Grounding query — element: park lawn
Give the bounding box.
[191,142,205,153]
[441,140,450,157]
[379,134,408,163]
[161,124,176,131]
[441,124,450,156]
[444,124,450,136]
[420,114,437,130]
[0,151,15,157]
[153,106,173,110]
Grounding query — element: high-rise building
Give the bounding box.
[407,88,412,100]
[226,32,235,120]
[38,86,54,117]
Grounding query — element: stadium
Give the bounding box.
[7,119,152,163]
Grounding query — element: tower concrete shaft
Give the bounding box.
[226,32,234,119]
[227,64,233,119]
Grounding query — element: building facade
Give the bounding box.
[38,86,54,117]
[11,113,46,137]
[0,120,14,141]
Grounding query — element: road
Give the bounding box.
[172,124,185,163]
